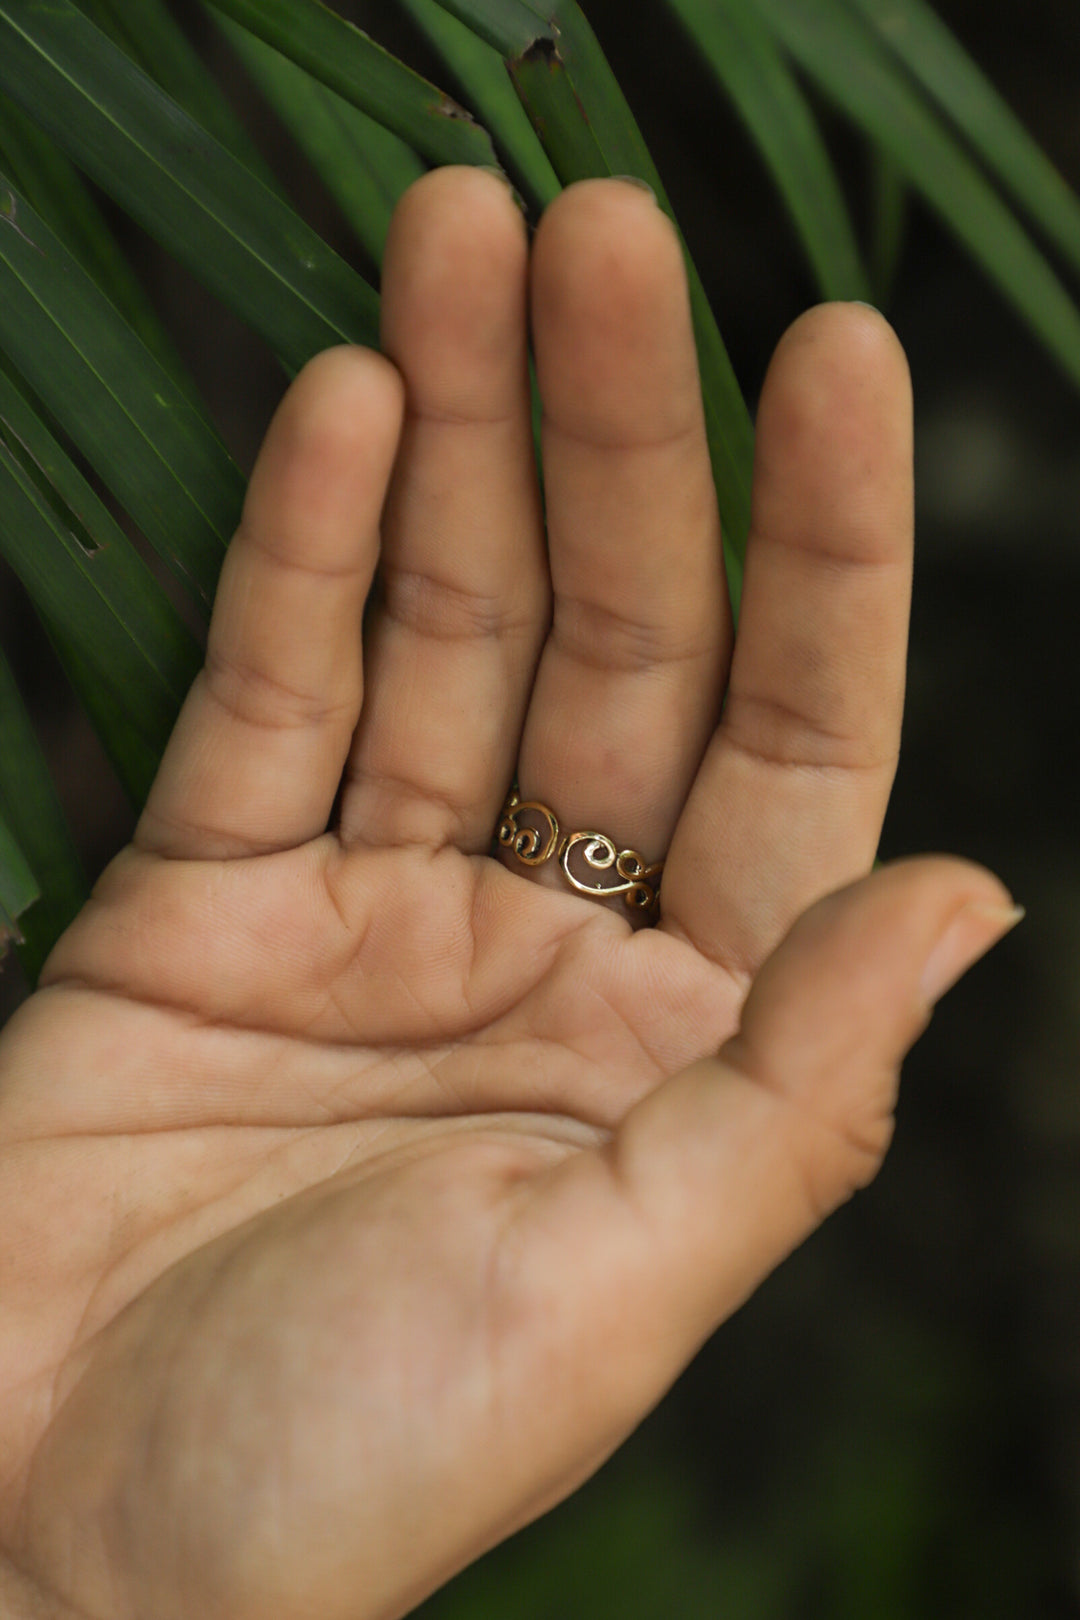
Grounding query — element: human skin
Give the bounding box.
[0,169,1017,1620]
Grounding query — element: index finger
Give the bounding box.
[660,303,914,975]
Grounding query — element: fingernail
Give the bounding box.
[920,901,1025,1005]
[610,174,658,203]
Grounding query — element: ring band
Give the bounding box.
[496,786,664,918]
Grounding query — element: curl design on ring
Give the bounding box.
[561,832,663,914]
[496,790,560,867]
[496,787,663,918]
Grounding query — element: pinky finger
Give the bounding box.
[136,347,404,860]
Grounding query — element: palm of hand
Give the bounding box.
[0,170,985,1620]
[5,837,736,1620]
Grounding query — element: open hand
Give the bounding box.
[0,170,1016,1620]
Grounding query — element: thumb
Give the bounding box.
[518,856,1021,1443]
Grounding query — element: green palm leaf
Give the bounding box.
[869,142,909,307]
[662,0,871,302]
[423,0,545,54]
[0,642,86,977]
[40,619,165,810]
[203,0,501,172]
[74,0,282,189]
[396,0,560,213]
[846,0,1080,280]
[0,376,197,785]
[0,177,241,608]
[0,361,201,708]
[0,806,39,955]
[0,94,198,399]
[213,12,426,268]
[752,0,1080,391]
[0,0,380,370]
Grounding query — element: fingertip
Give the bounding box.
[778,298,909,368]
[532,175,684,330]
[379,166,531,419]
[383,164,529,310]
[774,853,1016,962]
[751,298,914,573]
[920,895,1024,1006]
[286,344,406,437]
[533,174,682,286]
[845,300,913,400]
[744,854,1017,1062]
[244,346,404,549]
[391,162,528,236]
[263,345,406,468]
[530,177,699,442]
[765,301,913,436]
[541,173,665,217]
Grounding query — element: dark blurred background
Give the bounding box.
[1,1,1077,1613]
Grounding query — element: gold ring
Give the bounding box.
[496,786,664,919]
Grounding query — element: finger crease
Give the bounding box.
[751,524,912,573]
[203,653,357,733]
[407,403,521,431]
[345,764,473,847]
[135,804,288,859]
[235,518,372,582]
[544,416,702,456]
[379,564,539,644]
[552,597,719,676]
[719,713,899,777]
[659,916,756,995]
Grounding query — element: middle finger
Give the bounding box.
[339,166,549,853]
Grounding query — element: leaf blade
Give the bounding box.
[203,0,501,172]
[846,0,1080,281]
[868,141,909,307]
[0,640,88,979]
[0,806,40,953]
[0,426,188,773]
[76,0,284,190]
[423,0,549,56]
[39,615,162,810]
[753,0,1080,393]
[0,0,380,371]
[396,0,560,213]
[0,175,242,608]
[0,360,202,707]
[0,89,200,399]
[213,12,426,268]
[663,0,871,301]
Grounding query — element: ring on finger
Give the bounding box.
[495,785,664,920]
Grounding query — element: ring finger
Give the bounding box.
[499,179,731,923]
